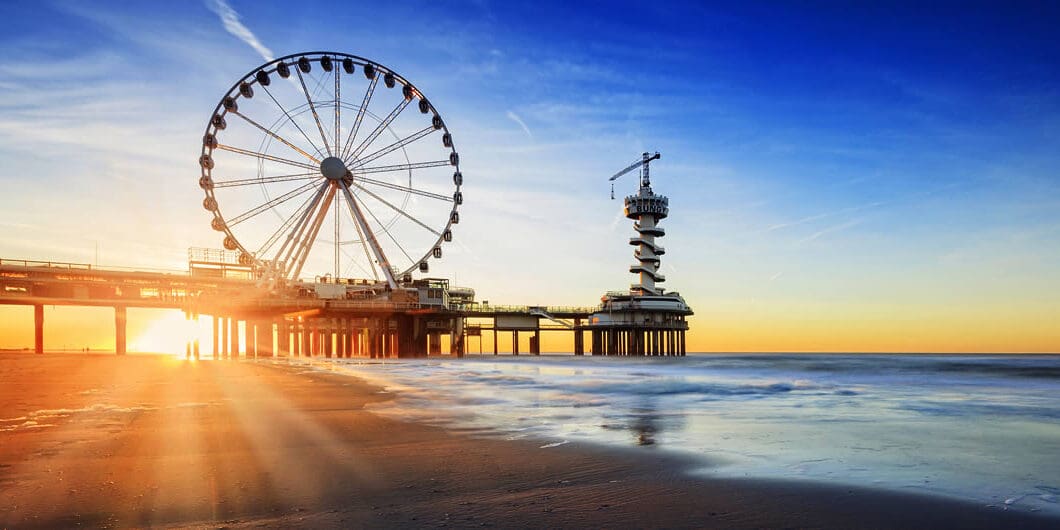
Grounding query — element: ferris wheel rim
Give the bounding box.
[199,51,462,280]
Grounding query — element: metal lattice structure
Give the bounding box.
[199,52,462,288]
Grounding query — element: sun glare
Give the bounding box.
[130,310,209,356]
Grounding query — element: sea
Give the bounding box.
[297,354,1060,515]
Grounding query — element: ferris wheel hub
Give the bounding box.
[320,156,348,181]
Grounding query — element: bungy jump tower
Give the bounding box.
[585,152,694,356]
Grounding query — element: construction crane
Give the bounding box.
[609,151,661,199]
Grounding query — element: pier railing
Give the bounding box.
[464,304,598,316]
[0,258,94,270]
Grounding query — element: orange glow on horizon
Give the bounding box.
[2,303,1057,355]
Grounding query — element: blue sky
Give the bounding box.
[1,1,1058,350]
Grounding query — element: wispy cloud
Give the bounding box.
[506,110,533,139]
[205,0,273,62]
[796,218,864,246]
[767,200,887,233]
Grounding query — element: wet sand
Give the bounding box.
[0,353,1055,529]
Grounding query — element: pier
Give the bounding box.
[0,257,603,357]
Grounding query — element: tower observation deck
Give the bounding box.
[585,152,693,356]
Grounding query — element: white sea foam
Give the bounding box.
[0,403,158,433]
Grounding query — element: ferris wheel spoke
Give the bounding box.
[350,126,437,169]
[261,84,327,160]
[334,61,341,154]
[215,144,319,172]
[230,111,321,164]
[355,188,416,265]
[345,98,411,164]
[356,159,452,176]
[355,173,453,201]
[345,192,379,281]
[256,185,324,256]
[353,183,442,237]
[227,180,319,227]
[340,74,379,161]
[294,67,333,157]
[212,171,319,189]
[339,246,375,279]
[340,183,397,285]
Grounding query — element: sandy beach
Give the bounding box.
[0,353,1055,529]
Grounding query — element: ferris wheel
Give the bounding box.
[198,51,462,287]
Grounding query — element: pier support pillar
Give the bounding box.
[212,316,219,359]
[252,320,261,358]
[278,320,288,357]
[531,329,540,355]
[229,319,239,359]
[221,318,229,359]
[513,330,519,355]
[573,319,583,355]
[263,321,274,357]
[452,318,465,357]
[324,323,333,358]
[428,332,441,355]
[115,306,127,355]
[493,329,498,355]
[33,304,44,355]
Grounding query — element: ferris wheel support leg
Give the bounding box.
[340,184,398,289]
[289,186,338,282]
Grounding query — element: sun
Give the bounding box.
[129,310,210,356]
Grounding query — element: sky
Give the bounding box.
[0,0,1058,353]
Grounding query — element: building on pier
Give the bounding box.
[585,152,693,356]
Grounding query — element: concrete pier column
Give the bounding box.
[532,329,540,355]
[232,317,240,360]
[428,332,441,355]
[573,319,583,355]
[324,325,333,358]
[252,320,262,358]
[221,318,229,358]
[344,325,351,357]
[513,330,519,355]
[229,319,239,359]
[115,306,127,355]
[277,320,288,357]
[33,304,44,354]
[212,316,219,359]
[311,325,318,356]
[369,326,375,358]
[263,321,274,357]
